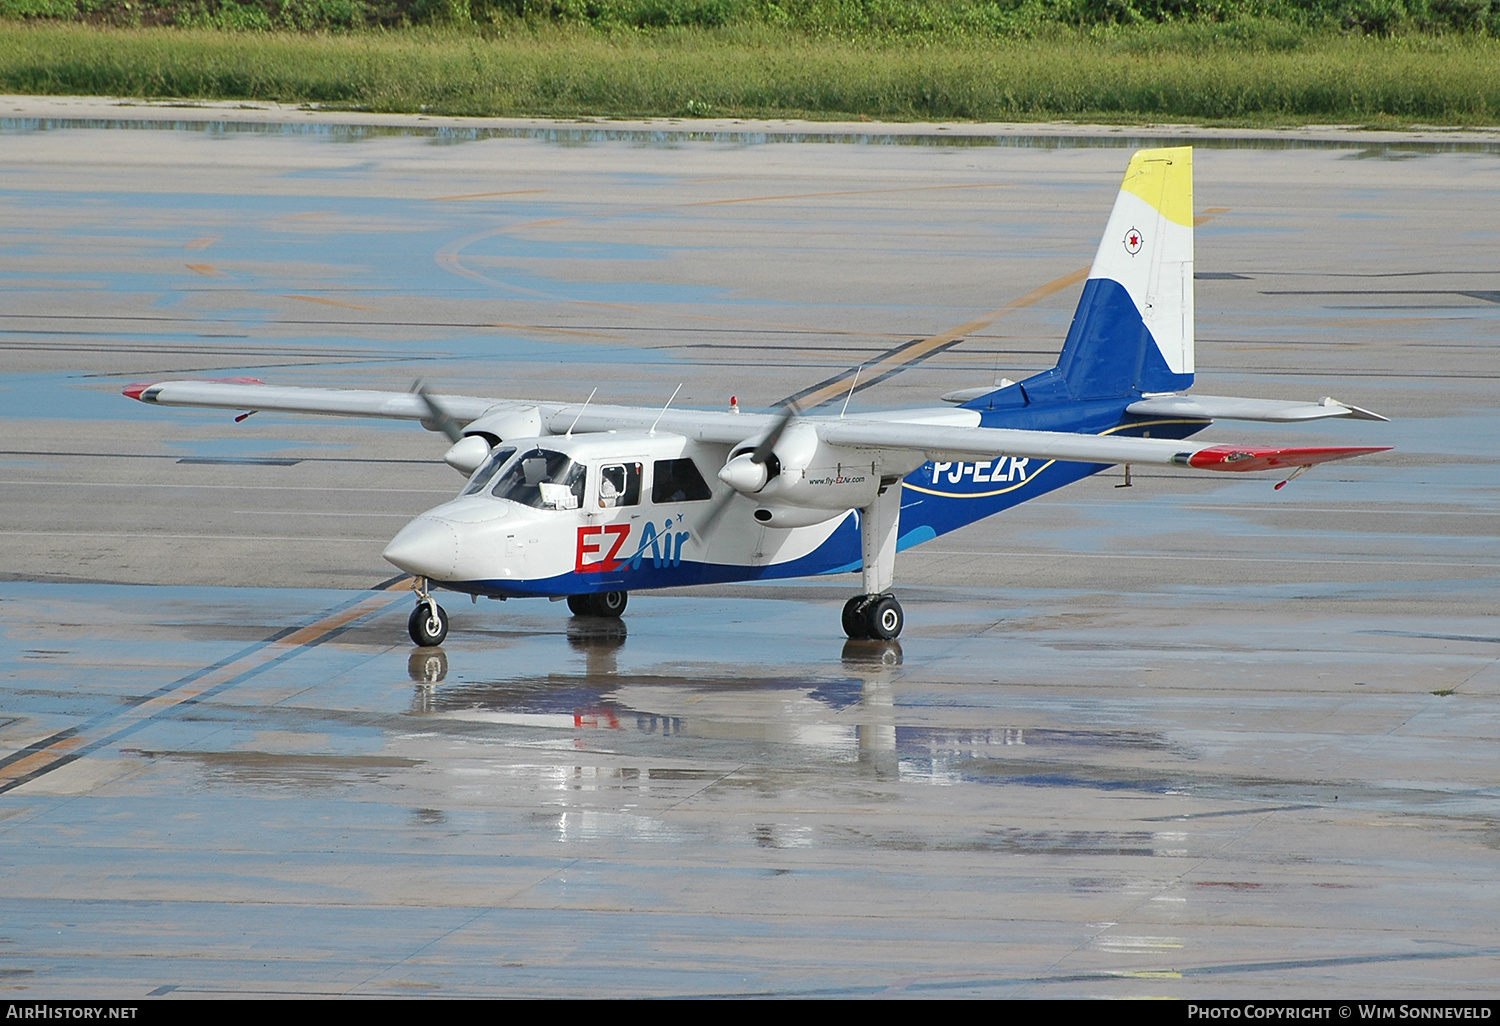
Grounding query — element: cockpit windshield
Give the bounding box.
[460,446,516,496]
[489,448,586,510]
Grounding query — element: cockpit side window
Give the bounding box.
[597,463,642,509]
[491,448,586,510]
[651,457,713,503]
[461,446,516,496]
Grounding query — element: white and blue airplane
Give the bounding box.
[124,146,1388,646]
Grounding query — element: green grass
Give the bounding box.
[2,20,1500,124]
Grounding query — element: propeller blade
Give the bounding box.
[413,380,464,443]
[749,401,799,466]
[698,486,738,537]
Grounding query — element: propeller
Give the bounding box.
[699,400,800,535]
[745,399,799,472]
[415,380,493,475]
[413,380,464,444]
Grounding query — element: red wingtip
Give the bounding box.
[1189,445,1393,472]
[124,378,266,402]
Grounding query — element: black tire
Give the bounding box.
[408,602,448,647]
[842,595,869,639]
[864,596,903,641]
[592,590,628,618]
[566,594,591,616]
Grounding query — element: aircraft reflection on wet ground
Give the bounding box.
[403,621,1191,799]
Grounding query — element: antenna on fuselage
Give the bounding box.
[840,365,863,419]
[649,383,683,436]
[565,387,598,437]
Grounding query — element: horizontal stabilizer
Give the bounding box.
[1126,393,1388,422]
[940,380,1014,404]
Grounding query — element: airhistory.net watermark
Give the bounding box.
[5,1008,136,1020]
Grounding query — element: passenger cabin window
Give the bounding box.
[490,448,586,510]
[461,446,516,496]
[597,463,642,508]
[652,457,713,503]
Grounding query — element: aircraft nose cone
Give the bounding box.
[383,515,460,580]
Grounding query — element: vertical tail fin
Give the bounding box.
[1046,147,1196,401]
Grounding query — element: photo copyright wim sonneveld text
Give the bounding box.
[1189,1009,1493,1021]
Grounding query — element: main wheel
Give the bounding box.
[408,601,448,647]
[566,594,591,616]
[863,595,903,641]
[842,595,869,639]
[591,590,628,618]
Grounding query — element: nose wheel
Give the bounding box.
[842,593,903,641]
[408,602,448,647]
[408,578,449,647]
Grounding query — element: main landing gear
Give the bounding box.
[567,590,629,618]
[843,478,905,640]
[408,578,448,647]
[842,593,903,641]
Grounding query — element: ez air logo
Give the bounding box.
[1124,227,1143,255]
[576,517,691,574]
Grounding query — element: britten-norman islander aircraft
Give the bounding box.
[124,147,1389,647]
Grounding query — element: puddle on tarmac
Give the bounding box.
[402,629,1187,797]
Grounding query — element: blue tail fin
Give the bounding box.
[968,146,1195,408]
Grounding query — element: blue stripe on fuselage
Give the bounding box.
[450,513,864,599]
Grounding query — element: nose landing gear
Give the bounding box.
[841,593,903,641]
[408,578,448,647]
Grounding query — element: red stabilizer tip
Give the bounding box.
[122,382,154,401]
[1188,445,1392,473]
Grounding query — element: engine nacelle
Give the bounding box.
[439,406,545,476]
[460,405,543,447]
[727,423,882,511]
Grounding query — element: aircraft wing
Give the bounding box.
[560,406,1387,473]
[551,405,781,441]
[124,379,790,438]
[814,420,1389,472]
[124,380,1388,472]
[124,379,505,423]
